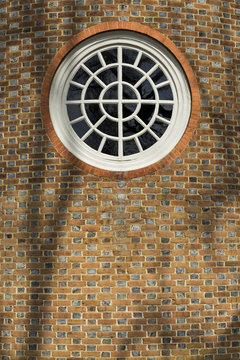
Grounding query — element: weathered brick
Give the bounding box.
[1,0,240,359]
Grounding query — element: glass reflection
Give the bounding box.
[150,68,167,85]
[123,139,139,155]
[104,85,118,100]
[137,104,155,124]
[67,84,82,100]
[103,104,118,118]
[123,48,138,64]
[138,54,155,72]
[84,131,102,150]
[85,55,102,73]
[158,105,173,120]
[137,79,154,100]
[85,80,102,100]
[67,104,82,121]
[102,48,117,64]
[123,119,143,137]
[98,118,118,137]
[98,67,117,85]
[139,131,157,150]
[72,120,90,138]
[122,85,137,99]
[102,139,118,156]
[151,120,168,138]
[122,48,138,65]
[85,104,102,125]
[122,66,142,85]
[73,67,89,85]
[123,103,137,118]
[158,85,173,100]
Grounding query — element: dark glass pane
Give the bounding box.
[98,118,118,137]
[102,48,117,64]
[85,104,102,125]
[123,104,137,118]
[67,84,82,100]
[137,79,154,99]
[73,67,89,85]
[72,120,90,139]
[150,67,167,85]
[122,48,138,64]
[158,85,173,100]
[123,139,139,156]
[103,104,118,118]
[85,80,102,100]
[104,85,118,100]
[138,54,155,72]
[122,66,142,85]
[102,139,118,156]
[123,119,144,137]
[84,131,102,150]
[137,104,155,124]
[122,84,137,99]
[98,67,117,85]
[85,54,102,73]
[138,131,157,150]
[158,105,173,120]
[151,119,168,138]
[67,104,82,121]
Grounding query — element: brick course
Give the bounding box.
[1,0,240,359]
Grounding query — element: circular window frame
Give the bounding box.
[41,22,199,179]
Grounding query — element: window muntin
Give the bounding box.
[49,30,191,172]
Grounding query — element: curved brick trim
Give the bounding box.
[41,22,200,180]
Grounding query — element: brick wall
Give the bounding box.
[1,1,240,359]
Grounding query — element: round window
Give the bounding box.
[42,23,199,178]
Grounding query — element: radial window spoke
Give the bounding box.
[156,115,171,124]
[70,80,85,89]
[135,136,143,152]
[98,52,106,67]
[157,100,174,105]
[134,51,142,67]
[156,80,170,89]
[98,136,106,152]
[135,115,148,129]
[70,115,85,125]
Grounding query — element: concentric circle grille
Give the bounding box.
[66,46,174,158]
[49,30,191,172]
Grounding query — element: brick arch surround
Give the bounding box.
[41,22,199,179]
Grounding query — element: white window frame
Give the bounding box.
[49,30,191,172]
